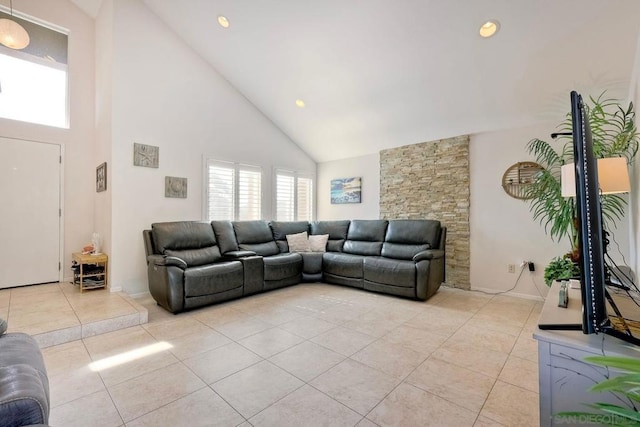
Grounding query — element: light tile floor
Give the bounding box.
[36,284,541,426]
[0,282,148,348]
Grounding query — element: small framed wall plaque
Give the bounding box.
[96,162,107,192]
[165,176,187,198]
[133,143,159,168]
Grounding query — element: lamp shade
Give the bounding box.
[561,157,630,197]
[561,163,576,197]
[0,18,30,49]
[598,157,631,194]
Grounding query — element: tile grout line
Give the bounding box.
[44,285,540,425]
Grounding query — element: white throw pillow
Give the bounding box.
[286,231,311,252]
[309,234,329,252]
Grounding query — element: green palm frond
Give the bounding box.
[525,93,638,249]
[556,352,640,426]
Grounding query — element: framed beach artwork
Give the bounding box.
[331,177,361,204]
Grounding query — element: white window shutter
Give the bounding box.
[276,172,295,221]
[275,169,313,221]
[238,165,262,220]
[297,177,313,221]
[205,159,262,221]
[207,160,235,220]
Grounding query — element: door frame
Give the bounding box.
[1,136,64,284]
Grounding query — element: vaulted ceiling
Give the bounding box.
[71,0,640,162]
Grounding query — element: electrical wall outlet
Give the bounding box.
[508,264,516,273]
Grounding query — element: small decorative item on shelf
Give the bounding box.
[91,232,101,255]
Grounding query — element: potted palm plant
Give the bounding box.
[525,94,639,284]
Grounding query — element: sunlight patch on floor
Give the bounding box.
[88,341,173,372]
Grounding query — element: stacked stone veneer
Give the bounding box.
[380,135,470,290]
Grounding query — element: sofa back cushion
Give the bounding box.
[152,221,222,266]
[343,220,388,256]
[381,219,441,260]
[270,221,310,252]
[211,220,240,253]
[310,220,350,252]
[286,231,311,252]
[233,221,280,256]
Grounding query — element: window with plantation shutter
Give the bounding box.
[238,166,262,220]
[205,159,262,221]
[275,169,314,221]
[276,173,295,221]
[297,176,313,221]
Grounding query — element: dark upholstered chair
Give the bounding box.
[145,221,244,313]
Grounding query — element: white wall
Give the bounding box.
[94,0,113,279]
[470,122,631,299]
[101,0,316,294]
[0,0,95,280]
[317,153,380,220]
[317,120,633,299]
[470,123,565,299]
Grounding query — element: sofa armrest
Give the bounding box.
[147,254,187,269]
[0,364,49,426]
[413,249,445,262]
[224,250,257,258]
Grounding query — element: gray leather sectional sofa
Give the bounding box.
[0,327,50,426]
[143,219,446,313]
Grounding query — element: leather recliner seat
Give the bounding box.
[323,220,387,289]
[147,221,244,313]
[231,221,303,291]
[364,219,445,300]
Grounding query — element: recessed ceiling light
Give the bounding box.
[217,15,230,29]
[479,20,500,38]
[295,99,306,108]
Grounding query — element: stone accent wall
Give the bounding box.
[380,135,470,289]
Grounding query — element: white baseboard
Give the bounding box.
[470,286,545,302]
[109,286,123,293]
[128,291,150,299]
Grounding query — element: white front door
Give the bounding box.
[0,137,61,288]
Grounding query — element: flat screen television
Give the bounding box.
[570,90,640,345]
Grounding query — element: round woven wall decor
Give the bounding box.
[501,161,544,200]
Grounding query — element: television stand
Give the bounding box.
[534,282,639,426]
[606,280,631,292]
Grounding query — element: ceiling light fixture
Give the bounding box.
[0,0,30,50]
[217,15,230,29]
[479,20,500,38]
[295,99,305,108]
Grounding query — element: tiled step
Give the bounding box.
[2,282,149,349]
